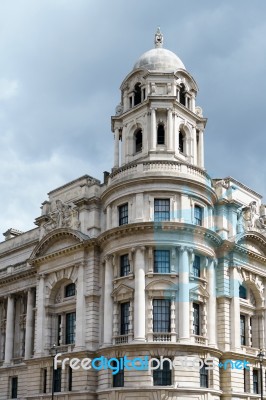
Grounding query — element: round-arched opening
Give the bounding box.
[157,124,165,145]
[135,129,142,153]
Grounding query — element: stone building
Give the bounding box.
[0,29,266,400]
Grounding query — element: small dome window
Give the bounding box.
[135,129,142,153]
[179,130,185,153]
[180,83,186,106]
[157,124,165,145]
[134,83,141,106]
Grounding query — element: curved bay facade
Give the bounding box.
[0,30,266,400]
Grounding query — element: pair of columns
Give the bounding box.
[103,247,217,346]
[103,247,146,345]
[4,289,35,364]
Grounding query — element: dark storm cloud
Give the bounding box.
[0,0,265,235]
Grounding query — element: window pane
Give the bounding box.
[240,315,246,346]
[157,124,165,145]
[113,369,124,387]
[119,204,128,226]
[253,369,259,394]
[153,359,171,386]
[135,129,142,153]
[11,377,18,399]
[154,199,170,222]
[65,312,76,344]
[120,254,130,277]
[65,283,75,297]
[193,255,200,277]
[239,284,247,299]
[194,205,203,226]
[53,367,61,393]
[154,250,170,273]
[153,299,171,332]
[193,303,200,335]
[120,302,130,335]
[200,363,208,388]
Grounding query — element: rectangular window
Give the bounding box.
[43,368,47,393]
[65,283,75,297]
[65,312,76,344]
[57,315,61,346]
[113,369,124,387]
[120,254,130,277]
[154,199,170,222]
[153,299,171,333]
[193,303,200,336]
[153,359,172,386]
[200,362,208,388]
[11,377,18,399]
[68,366,72,391]
[120,302,130,335]
[119,203,128,226]
[194,205,203,226]
[53,367,61,393]
[154,250,170,273]
[193,255,200,277]
[253,369,259,394]
[240,314,246,346]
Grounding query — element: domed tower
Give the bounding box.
[111,28,206,169]
[100,30,220,398]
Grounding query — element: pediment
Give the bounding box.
[29,228,89,261]
[237,233,266,257]
[190,284,209,301]
[112,284,134,301]
[146,279,177,292]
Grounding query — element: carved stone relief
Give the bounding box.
[43,200,80,233]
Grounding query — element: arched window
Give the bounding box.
[239,284,247,299]
[134,83,141,106]
[65,283,76,298]
[180,83,186,106]
[179,130,184,153]
[157,124,165,145]
[135,129,142,153]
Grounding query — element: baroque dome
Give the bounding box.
[133,28,185,72]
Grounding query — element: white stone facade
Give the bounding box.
[0,29,266,399]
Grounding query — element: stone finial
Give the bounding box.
[154,27,163,48]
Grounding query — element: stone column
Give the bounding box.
[75,263,85,350]
[120,128,125,166]
[207,259,217,347]
[178,247,190,342]
[151,108,156,150]
[103,256,113,345]
[114,128,119,168]
[167,109,173,150]
[230,266,241,350]
[35,274,46,356]
[4,295,15,364]
[198,129,204,168]
[106,205,112,230]
[175,114,180,153]
[134,247,146,341]
[25,289,35,359]
[192,126,197,165]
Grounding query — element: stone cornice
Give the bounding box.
[0,266,36,287]
[98,222,222,247]
[29,239,97,266]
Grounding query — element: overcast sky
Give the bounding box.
[0,0,265,237]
